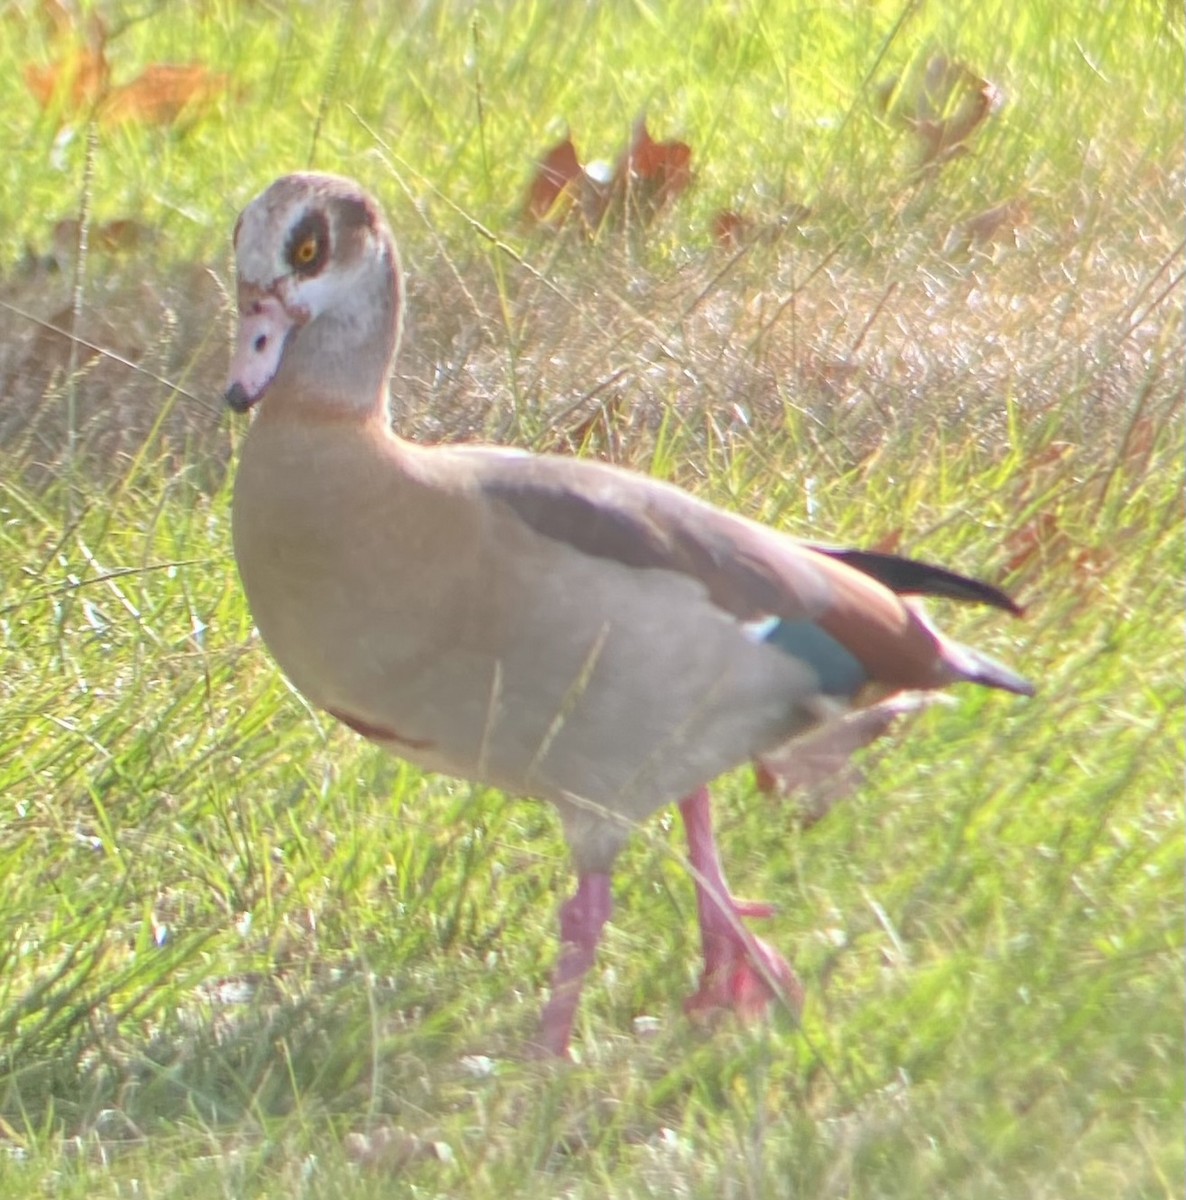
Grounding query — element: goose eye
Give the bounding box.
[293,236,319,266]
[286,211,330,274]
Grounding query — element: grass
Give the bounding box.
[0,0,1182,1195]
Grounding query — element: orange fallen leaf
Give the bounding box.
[100,63,229,127]
[523,118,692,233]
[609,115,693,223]
[523,134,584,223]
[25,43,109,112]
[521,135,613,230]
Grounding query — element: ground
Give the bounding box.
[0,2,1181,1196]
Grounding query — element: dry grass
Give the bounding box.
[3,154,1177,489]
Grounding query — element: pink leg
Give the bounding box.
[679,787,804,1022]
[536,871,613,1057]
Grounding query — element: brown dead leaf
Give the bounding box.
[36,0,76,41]
[916,56,1001,164]
[1006,520,1111,587]
[870,527,904,555]
[946,197,1031,254]
[1072,545,1113,577]
[24,3,108,114]
[1027,441,1076,470]
[801,353,860,395]
[880,53,1003,168]
[1003,512,1063,575]
[965,197,1029,245]
[523,118,692,233]
[21,304,102,388]
[523,134,584,223]
[99,63,229,126]
[53,217,153,255]
[565,394,627,458]
[712,209,750,249]
[24,0,107,46]
[1007,440,1079,511]
[609,115,693,224]
[521,134,612,230]
[712,204,810,250]
[25,43,109,112]
[94,218,151,251]
[1119,415,1158,472]
[1003,509,1115,584]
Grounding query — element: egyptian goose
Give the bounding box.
[225,173,1033,1056]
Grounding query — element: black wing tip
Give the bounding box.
[814,546,1027,617]
[962,578,1026,617]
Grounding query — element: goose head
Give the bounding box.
[225,173,403,417]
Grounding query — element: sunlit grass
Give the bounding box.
[0,0,1181,1196]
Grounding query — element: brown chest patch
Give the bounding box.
[327,707,433,750]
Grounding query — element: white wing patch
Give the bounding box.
[739,614,781,644]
